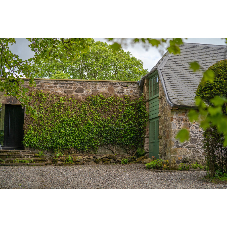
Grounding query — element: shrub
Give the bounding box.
[196,60,227,177]
[178,163,190,171]
[121,158,128,164]
[136,147,146,157]
[145,159,169,170]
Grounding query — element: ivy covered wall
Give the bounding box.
[14,79,147,154]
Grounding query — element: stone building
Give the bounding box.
[0,43,226,164]
[139,43,227,163]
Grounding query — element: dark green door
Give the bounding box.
[149,72,159,158]
[4,105,24,149]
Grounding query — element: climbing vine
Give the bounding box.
[23,90,148,154]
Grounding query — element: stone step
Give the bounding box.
[0,153,36,159]
[0,149,29,154]
[0,162,48,166]
[2,157,47,163]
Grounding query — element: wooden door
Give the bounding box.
[4,105,24,149]
[149,72,159,158]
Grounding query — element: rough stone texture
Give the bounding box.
[159,79,172,160]
[170,109,205,164]
[144,74,205,164]
[0,79,141,103]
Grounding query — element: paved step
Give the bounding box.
[0,150,51,166]
[2,157,47,163]
[0,162,48,166]
[0,153,36,159]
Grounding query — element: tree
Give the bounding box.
[0,38,34,105]
[1,37,227,145]
[30,39,149,81]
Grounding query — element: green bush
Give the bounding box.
[136,147,146,157]
[23,91,148,154]
[145,159,169,170]
[65,155,73,164]
[190,162,204,170]
[178,163,190,171]
[121,158,129,164]
[196,60,227,177]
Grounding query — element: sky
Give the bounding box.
[8,38,226,73]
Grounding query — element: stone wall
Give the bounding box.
[158,78,172,160]
[170,109,205,164]
[144,73,205,164]
[0,78,142,154]
[24,78,141,99]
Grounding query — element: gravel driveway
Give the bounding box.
[0,164,226,189]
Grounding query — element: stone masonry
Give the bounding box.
[143,75,205,164]
[0,78,142,155]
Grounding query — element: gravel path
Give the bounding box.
[0,164,226,189]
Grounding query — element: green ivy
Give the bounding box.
[196,60,227,177]
[23,90,148,153]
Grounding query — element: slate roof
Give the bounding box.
[139,43,227,107]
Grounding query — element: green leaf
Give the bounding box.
[188,109,199,122]
[200,119,210,130]
[202,69,215,83]
[195,97,207,109]
[110,42,122,51]
[189,61,200,72]
[208,106,222,116]
[148,39,160,47]
[175,128,190,143]
[210,96,227,106]
[223,134,227,147]
[167,45,181,55]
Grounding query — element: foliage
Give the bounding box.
[107,38,184,55]
[178,163,190,171]
[195,60,227,177]
[23,90,148,153]
[29,39,148,81]
[190,162,204,170]
[0,38,34,107]
[121,158,128,164]
[175,128,190,143]
[13,158,32,163]
[38,151,44,157]
[135,147,146,157]
[145,159,169,170]
[176,59,226,143]
[65,155,73,164]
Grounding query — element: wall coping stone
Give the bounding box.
[0,78,138,83]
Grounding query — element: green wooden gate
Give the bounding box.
[148,72,159,158]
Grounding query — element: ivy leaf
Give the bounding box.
[175,128,190,143]
[189,61,200,72]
